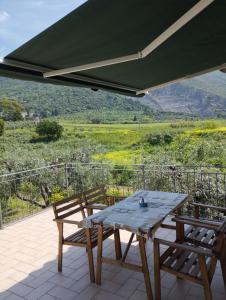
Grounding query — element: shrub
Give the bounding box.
[35,120,63,140]
[146,134,162,145]
[0,118,4,136]
[90,118,101,124]
[163,133,173,144]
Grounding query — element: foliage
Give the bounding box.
[0,98,24,121]
[111,165,134,186]
[1,118,226,225]
[35,120,63,141]
[90,117,101,124]
[146,133,162,145]
[163,133,173,144]
[170,121,196,128]
[145,133,173,145]
[0,119,4,136]
[0,77,195,121]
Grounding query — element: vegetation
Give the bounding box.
[1,72,226,224]
[0,118,225,171]
[0,117,226,225]
[34,120,63,141]
[0,119,4,136]
[0,98,24,121]
[0,77,200,120]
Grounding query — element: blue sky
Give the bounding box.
[0,0,87,59]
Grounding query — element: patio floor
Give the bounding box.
[0,209,225,300]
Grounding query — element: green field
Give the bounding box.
[0,118,226,174]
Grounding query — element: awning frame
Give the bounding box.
[3,58,139,94]
[140,62,226,94]
[43,0,215,94]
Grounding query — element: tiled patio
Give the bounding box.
[0,209,225,300]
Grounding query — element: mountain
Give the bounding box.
[140,71,226,118]
[0,76,150,117]
[0,71,226,119]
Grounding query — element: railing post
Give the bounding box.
[0,201,3,230]
[64,163,69,196]
[141,164,145,189]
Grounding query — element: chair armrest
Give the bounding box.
[172,216,220,230]
[193,202,226,212]
[53,218,81,225]
[84,203,107,210]
[154,238,214,257]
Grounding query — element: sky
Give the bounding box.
[0,0,87,60]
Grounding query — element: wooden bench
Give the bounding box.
[52,192,115,282]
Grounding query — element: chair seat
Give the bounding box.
[64,226,113,245]
[184,226,216,249]
[161,243,211,279]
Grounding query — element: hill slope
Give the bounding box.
[140,71,226,118]
[0,77,147,116]
[0,71,226,119]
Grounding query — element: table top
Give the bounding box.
[83,190,189,237]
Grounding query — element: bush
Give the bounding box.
[146,134,162,145]
[35,120,63,140]
[0,118,4,136]
[163,133,173,144]
[90,118,101,124]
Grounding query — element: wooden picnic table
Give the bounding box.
[83,190,189,300]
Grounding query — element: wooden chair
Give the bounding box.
[183,202,226,247]
[83,185,123,260]
[83,185,124,215]
[154,217,226,300]
[52,193,115,282]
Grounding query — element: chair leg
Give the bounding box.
[85,228,95,283]
[220,259,226,292]
[198,256,212,300]
[114,229,122,260]
[57,223,63,272]
[154,240,161,300]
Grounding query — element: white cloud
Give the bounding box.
[0,10,9,23]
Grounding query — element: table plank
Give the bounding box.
[83,190,189,237]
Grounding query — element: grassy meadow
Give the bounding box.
[0,118,226,172]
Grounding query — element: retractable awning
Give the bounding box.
[1,0,226,96]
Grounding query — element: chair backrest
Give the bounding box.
[214,218,226,258]
[83,185,107,206]
[52,193,86,220]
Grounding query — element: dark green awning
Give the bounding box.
[1,0,226,96]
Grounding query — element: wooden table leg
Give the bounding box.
[85,228,95,283]
[114,229,122,260]
[138,236,153,300]
[122,233,134,262]
[96,225,103,285]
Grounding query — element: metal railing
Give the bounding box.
[0,163,226,228]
